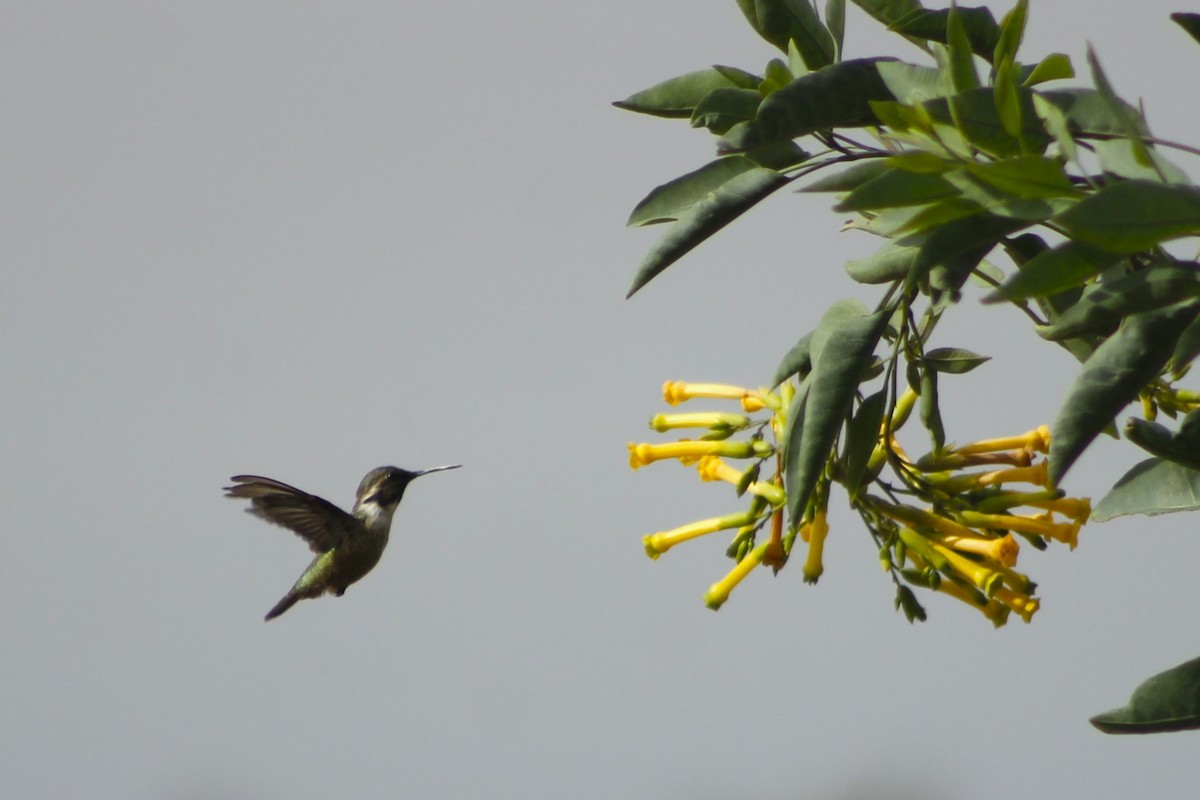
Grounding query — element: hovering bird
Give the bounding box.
[225,465,460,620]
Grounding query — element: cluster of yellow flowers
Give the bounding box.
[629,380,1091,625]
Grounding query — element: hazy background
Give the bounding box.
[5,2,1200,798]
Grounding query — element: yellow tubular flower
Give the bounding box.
[916,449,1032,472]
[956,426,1051,456]
[662,381,766,411]
[695,456,786,506]
[802,510,829,583]
[993,587,1040,623]
[934,532,1019,568]
[955,510,1080,549]
[1024,496,1092,522]
[975,460,1050,488]
[643,510,759,559]
[648,412,753,433]
[627,439,772,470]
[877,501,980,542]
[929,542,1004,596]
[931,574,1010,626]
[704,543,768,610]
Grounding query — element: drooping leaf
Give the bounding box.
[1172,12,1200,46]
[826,0,846,61]
[1037,266,1200,340]
[1055,181,1200,254]
[1090,655,1200,734]
[888,6,999,62]
[923,347,990,374]
[833,168,960,211]
[626,168,791,297]
[1087,45,1152,168]
[875,61,946,102]
[786,305,889,525]
[1048,301,1200,485]
[984,239,1120,302]
[720,58,898,152]
[909,213,1027,295]
[843,390,887,499]
[801,159,891,192]
[924,87,1049,157]
[614,68,760,118]
[1172,316,1200,372]
[1039,88,1150,138]
[736,0,837,69]
[773,332,814,386]
[1093,457,1200,521]
[628,157,762,226]
[846,241,921,284]
[1092,138,1190,185]
[961,156,1078,200]
[1124,418,1200,471]
[691,88,763,134]
[849,0,925,27]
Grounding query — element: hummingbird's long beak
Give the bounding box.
[414,464,462,477]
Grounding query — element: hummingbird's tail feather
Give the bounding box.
[265,591,302,621]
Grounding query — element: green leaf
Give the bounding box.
[1023,52,1073,86]
[1124,418,1200,471]
[888,6,1000,62]
[833,168,960,211]
[1055,181,1200,254]
[786,305,889,525]
[801,159,891,192]
[1087,45,1152,168]
[1091,655,1200,734]
[1039,88,1150,138]
[615,68,759,118]
[1092,138,1191,185]
[626,168,791,297]
[762,58,796,95]
[924,87,1049,158]
[961,156,1078,200]
[691,88,763,134]
[720,58,898,152]
[923,347,990,374]
[875,61,946,103]
[628,157,761,226]
[1048,301,1200,485]
[1038,266,1200,340]
[736,0,837,68]
[991,0,1027,67]
[846,241,920,284]
[910,212,1027,295]
[944,4,982,91]
[1172,316,1200,372]
[843,390,887,499]
[773,332,814,386]
[826,0,846,61]
[849,0,924,27]
[1093,457,1200,521]
[984,240,1120,303]
[1172,12,1200,46]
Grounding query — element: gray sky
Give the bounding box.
[5,2,1200,798]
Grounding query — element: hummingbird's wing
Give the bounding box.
[225,475,358,553]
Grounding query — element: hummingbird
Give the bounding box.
[225,464,461,620]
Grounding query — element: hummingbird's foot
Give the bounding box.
[335,587,346,597]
